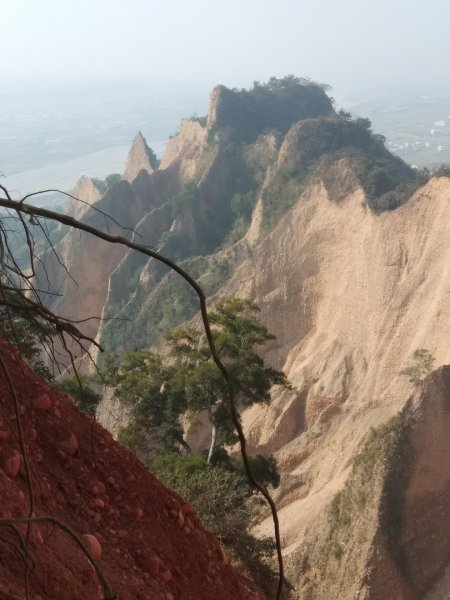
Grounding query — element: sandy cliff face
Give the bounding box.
[34,142,187,364]
[65,176,103,221]
[97,157,450,597]
[280,366,450,600]
[214,173,450,596]
[35,180,146,350]
[32,80,450,598]
[122,131,157,183]
[159,119,208,181]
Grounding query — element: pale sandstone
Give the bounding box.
[221,176,450,551]
[123,131,156,183]
[65,176,103,221]
[159,119,208,180]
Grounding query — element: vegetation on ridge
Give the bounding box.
[99,76,432,355]
[208,75,335,143]
[291,414,413,596]
[262,112,418,227]
[152,453,280,595]
[401,348,435,385]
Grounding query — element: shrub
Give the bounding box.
[401,349,435,385]
[152,452,278,595]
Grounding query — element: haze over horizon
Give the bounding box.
[3,0,450,199]
[2,0,450,92]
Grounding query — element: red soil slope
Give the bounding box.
[0,340,263,600]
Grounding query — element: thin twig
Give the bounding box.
[0,516,117,600]
[0,191,285,598]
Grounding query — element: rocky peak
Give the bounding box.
[123,131,158,183]
[65,176,103,221]
[206,84,228,131]
[159,119,209,180]
[205,77,335,142]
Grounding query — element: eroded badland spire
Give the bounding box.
[123,131,158,182]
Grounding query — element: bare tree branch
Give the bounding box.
[0,187,285,599]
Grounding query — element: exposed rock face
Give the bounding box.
[206,80,334,141]
[34,166,180,367]
[206,85,228,131]
[35,80,413,365]
[218,174,450,596]
[97,157,450,598]
[34,180,145,354]
[31,79,450,598]
[159,119,208,181]
[243,132,281,185]
[123,131,157,183]
[66,176,103,221]
[0,338,263,600]
[281,366,450,600]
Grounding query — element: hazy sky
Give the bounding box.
[2,0,450,91]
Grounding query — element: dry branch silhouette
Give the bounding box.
[0,185,285,599]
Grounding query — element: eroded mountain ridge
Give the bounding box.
[35,77,450,599]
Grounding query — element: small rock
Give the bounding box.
[59,433,78,456]
[3,450,21,477]
[177,510,185,529]
[90,483,103,496]
[0,429,10,442]
[160,569,172,583]
[180,501,194,516]
[32,394,52,411]
[147,555,161,577]
[82,534,102,559]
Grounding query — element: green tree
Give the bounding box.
[165,298,292,463]
[102,350,188,457]
[401,348,435,385]
[105,298,291,463]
